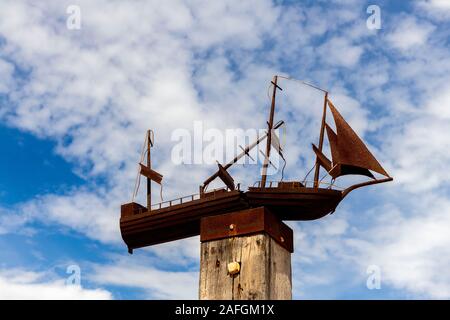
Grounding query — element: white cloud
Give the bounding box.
[89,255,198,299]
[0,268,112,299]
[385,115,450,192]
[187,0,278,49]
[386,16,435,51]
[146,237,200,266]
[317,37,364,67]
[0,59,15,94]
[0,207,35,236]
[0,0,374,245]
[425,85,450,119]
[0,0,281,244]
[416,0,450,20]
[19,190,121,243]
[346,196,450,299]
[289,191,450,299]
[421,0,450,9]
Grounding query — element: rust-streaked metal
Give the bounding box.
[139,164,163,184]
[325,123,339,163]
[325,124,375,179]
[120,75,393,253]
[120,182,344,251]
[312,143,332,172]
[217,163,235,191]
[327,99,390,177]
[121,190,248,252]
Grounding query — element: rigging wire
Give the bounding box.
[132,132,165,204]
[132,169,142,202]
[277,75,328,94]
[319,171,330,183]
[264,76,329,187]
[302,163,316,185]
[159,183,164,202]
[276,75,331,186]
[131,132,149,202]
[280,156,286,182]
[329,178,336,189]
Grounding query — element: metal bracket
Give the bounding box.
[200,206,294,253]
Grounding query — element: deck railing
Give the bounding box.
[145,180,342,213]
[252,180,343,190]
[150,192,200,210]
[150,186,235,211]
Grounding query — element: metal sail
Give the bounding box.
[312,143,332,172]
[323,99,389,179]
[139,163,163,184]
[325,124,338,163]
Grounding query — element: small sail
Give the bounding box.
[271,130,282,153]
[139,164,163,184]
[312,143,332,172]
[325,124,338,162]
[270,129,285,160]
[217,163,235,190]
[325,99,389,178]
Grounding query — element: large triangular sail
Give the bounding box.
[325,122,374,179]
[315,98,390,180]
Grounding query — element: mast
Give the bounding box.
[261,75,282,187]
[200,133,267,193]
[147,129,151,210]
[199,120,284,194]
[313,92,328,188]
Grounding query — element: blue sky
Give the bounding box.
[0,0,449,299]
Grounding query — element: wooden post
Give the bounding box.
[199,207,293,300]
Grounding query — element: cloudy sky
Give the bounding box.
[0,0,449,299]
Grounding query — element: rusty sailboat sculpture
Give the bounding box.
[120,76,392,253]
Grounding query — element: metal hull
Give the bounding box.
[120,187,343,251]
[120,190,248,251]
[246,187,342,221]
